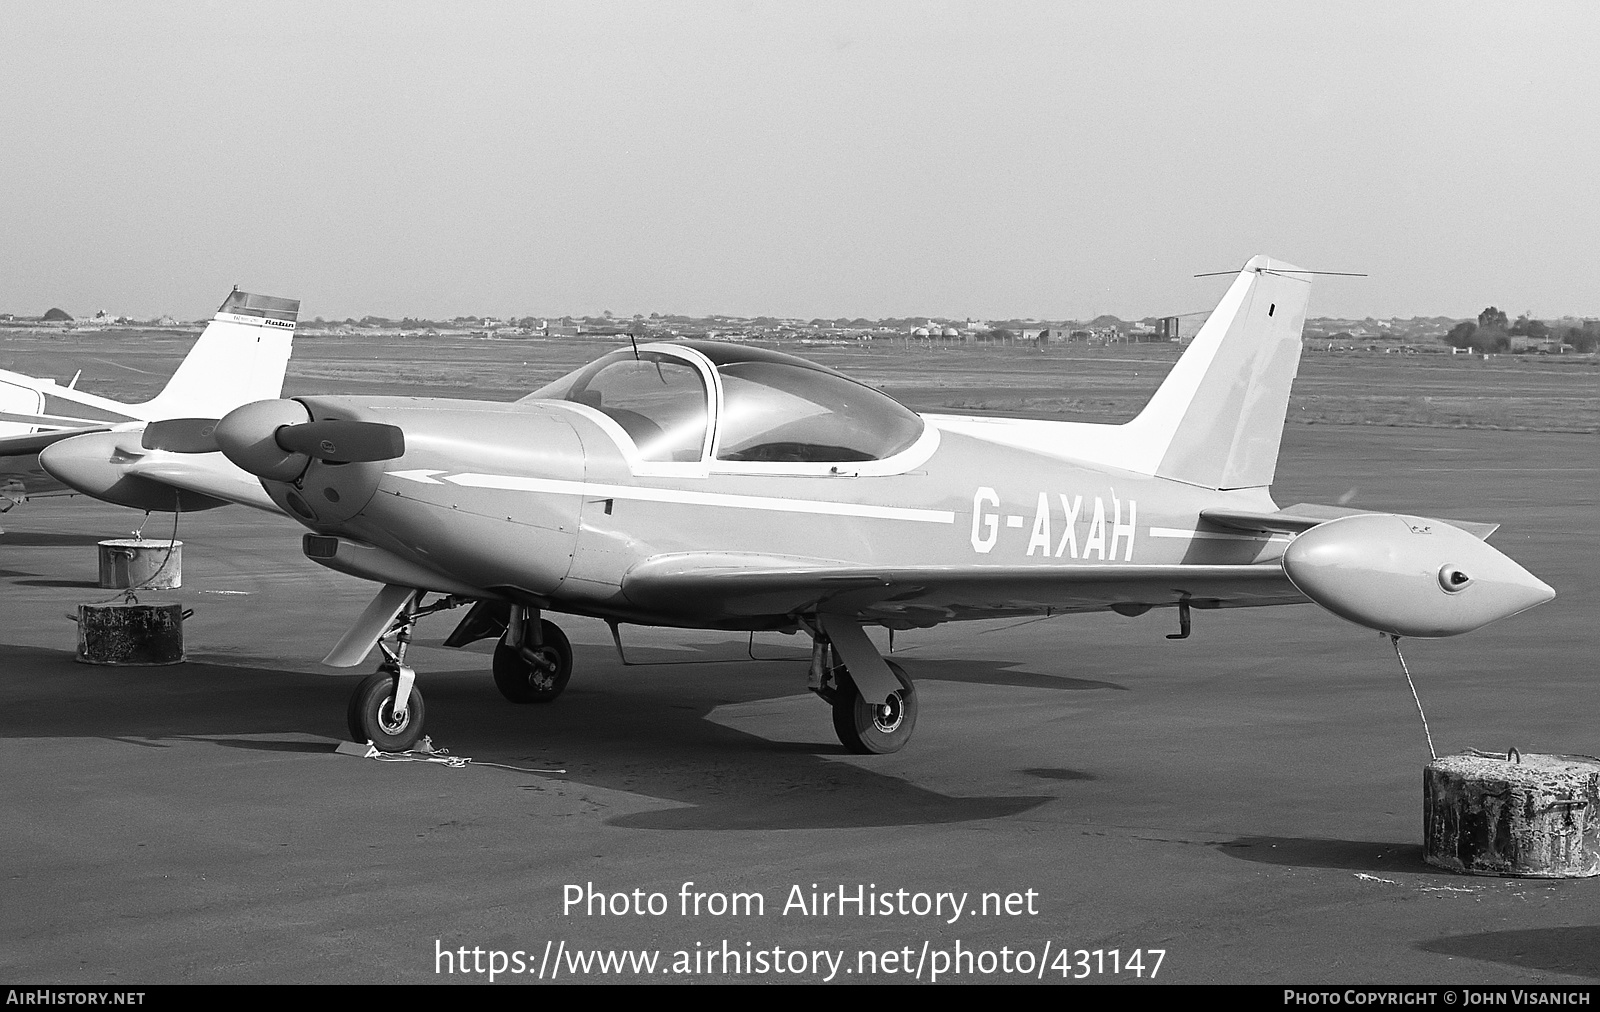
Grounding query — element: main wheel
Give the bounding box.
[347,670,426,752]
[831,659,918,754]
[493,620,572,703]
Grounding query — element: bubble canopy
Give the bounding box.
[526,342,925,465]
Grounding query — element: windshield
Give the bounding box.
[528,350,708,462]
[715,360,923,463]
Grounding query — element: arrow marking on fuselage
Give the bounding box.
[387,469,447,484]
[386,471,958,524]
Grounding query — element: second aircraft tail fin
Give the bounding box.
[135,289,299,421]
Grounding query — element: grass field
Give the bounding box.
[3,330,1596,432]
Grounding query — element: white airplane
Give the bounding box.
[0,289,298,517]
[91,257,1549,755]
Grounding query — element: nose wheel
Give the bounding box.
[347,668,426,752]
[493,618,572,703]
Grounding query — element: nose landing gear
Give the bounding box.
[343,590,467,752]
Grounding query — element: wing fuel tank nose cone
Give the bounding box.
[1282,513,1554,638]
[214,399,313,482]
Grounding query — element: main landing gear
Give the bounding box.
[807,616,919,755]
[492,605,572,704]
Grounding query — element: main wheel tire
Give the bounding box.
[493,620,573,703]
[831,659,918,755]
[347,670,425,752]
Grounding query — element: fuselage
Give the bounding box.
[266,391,1293,628]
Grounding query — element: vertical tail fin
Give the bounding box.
[1122,255,1310,490]
[135,290,298,421]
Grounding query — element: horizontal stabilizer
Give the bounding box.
[1201,503,1499,540]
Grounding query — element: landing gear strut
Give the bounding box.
[493,605,573,703]
[347,593,427,751]
[344,591,467,751]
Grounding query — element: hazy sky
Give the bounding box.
[3,2,1597,322]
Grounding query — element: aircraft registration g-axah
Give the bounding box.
[66,257,1550,756]
[0,289,298,516]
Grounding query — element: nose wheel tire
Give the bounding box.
[347,670,426,752]
[831,659,918,755]
[493,620,573,703]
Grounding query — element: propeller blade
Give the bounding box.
[274,420,406,463]
[141,417,222,453]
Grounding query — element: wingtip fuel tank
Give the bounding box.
[1282,513,1555,638]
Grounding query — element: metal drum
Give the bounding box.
[76,602,187,666]
[97,539,183,590]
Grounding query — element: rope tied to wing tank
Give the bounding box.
[1390,634,1436,760]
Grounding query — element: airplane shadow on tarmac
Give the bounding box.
[1212,836,1432,875]
[1418,926,1600,981]
[1,643,1053,832]
[0,532,114,548]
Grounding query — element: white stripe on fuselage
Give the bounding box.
[1149,527,1290,542]
[386,471,1289,540]
[388,470,959,524]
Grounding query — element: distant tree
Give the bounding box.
[1510,314,1549,339]
[1444,321,1477,349]
[1563,326,1599,353]
[1477,306,1508,331]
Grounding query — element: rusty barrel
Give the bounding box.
[76,602,186,666]
[1424,752,1600,877]
[97,539,182,590]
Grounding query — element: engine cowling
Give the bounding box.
[1282,513,1554,638]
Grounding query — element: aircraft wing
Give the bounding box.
[0,426,115,457]
[119,454,279,513]
[620,552,1303,628]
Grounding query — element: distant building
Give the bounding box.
[1156,312,1208,343]
[1509,335,1564,354]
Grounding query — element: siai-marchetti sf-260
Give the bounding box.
[58,257,1551,755]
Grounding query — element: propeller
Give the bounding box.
[142,400,406,480]
[273,420,405,463]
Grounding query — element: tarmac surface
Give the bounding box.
[2,423,1595,985]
